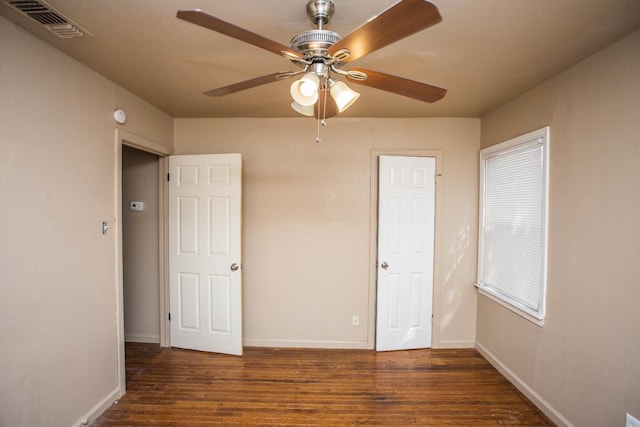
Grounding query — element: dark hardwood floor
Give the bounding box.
[94,343,553,426]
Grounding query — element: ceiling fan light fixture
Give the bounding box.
[177,0,446,138]
[290,72,320,106]
[291,101,315,117]
[329,80,359,112]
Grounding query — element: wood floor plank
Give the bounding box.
[94,343,553,426]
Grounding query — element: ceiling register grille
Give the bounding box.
[3,0,92,38]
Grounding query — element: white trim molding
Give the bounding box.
[125,333,161,344]
[477,126,550,324]
[244,339,370,350]
[476,341,573,427]
[71,387,121,427]
[435,339,476,349]
[114,129,172,403]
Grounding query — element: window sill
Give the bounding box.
[475,285,545,327]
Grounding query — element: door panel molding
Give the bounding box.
[368,149,444,350]
[376,155,435,351]
[169,154,243,356]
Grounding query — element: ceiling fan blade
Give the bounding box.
[346,68,446,103]
[177,9,303,59]
[204,72,286,96]
[328,0,441,63]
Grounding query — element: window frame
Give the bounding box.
[476,127,550,326]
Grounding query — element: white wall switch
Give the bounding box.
[129,201,144,211]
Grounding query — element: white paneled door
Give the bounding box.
[376,156,436,351]
[169,154,243,355]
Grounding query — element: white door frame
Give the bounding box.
[368,149,444,349]
[115,129,172,396]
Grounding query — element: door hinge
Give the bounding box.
[435,172,442,184]
[167,173,170,182]
[168,312,171,321]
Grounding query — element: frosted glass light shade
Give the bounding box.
[291,101,314,116]
[330,80,360,112]
[290,73,320,106]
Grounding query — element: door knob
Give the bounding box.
[380,262,389,270]
[230,263,239,272]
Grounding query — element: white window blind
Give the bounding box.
[477,127,549,322]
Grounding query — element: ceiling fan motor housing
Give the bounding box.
[306,0,335,26]
[290,0,340,60]
[290,30,341,58]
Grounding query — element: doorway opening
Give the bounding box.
[122,145,161,344]
[115,129,172,395]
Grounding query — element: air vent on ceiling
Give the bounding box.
[3,0,93,38]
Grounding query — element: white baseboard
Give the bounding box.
[244,338,372,350]
[125,333,160,344]
[475,342,572,427]
[435,339,475,349]
[71,387,121,427]
[244,338,475,350]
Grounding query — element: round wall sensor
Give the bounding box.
[113,109,126,124]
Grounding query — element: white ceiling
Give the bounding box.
[3,0,639,118]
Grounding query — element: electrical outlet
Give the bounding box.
[628,413,640,427]
[352,315,359,327]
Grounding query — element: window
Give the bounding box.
[477,127,549,324]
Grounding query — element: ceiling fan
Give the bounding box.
[176,0,446,121]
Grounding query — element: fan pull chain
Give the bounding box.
[322,77,328,126]
[315,77,329,143]
[316,111,322,143]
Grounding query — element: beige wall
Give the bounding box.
[122,146,160,343]
[0,17,173,427]
[478,30,640,426]
[12,7,636,427]
[174,117,480,349]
